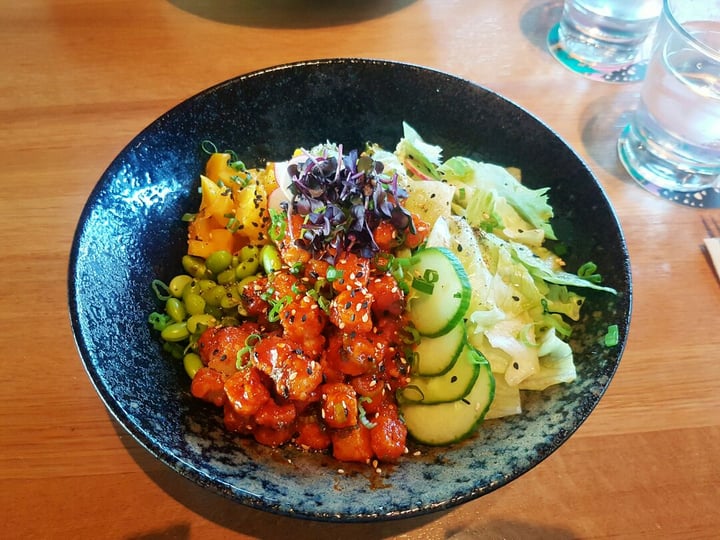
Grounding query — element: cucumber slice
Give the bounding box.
[401,352,495,446]
[413,322,466,376]
[405,247,471,337]
[400,343,480,404]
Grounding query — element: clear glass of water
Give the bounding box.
[548,0,663,82]
[617,0,720,193]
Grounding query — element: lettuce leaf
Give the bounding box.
[518,328,576,391]
[505,237,618,294]
[396,124,617,412]
[438,156,556,242]
[395,122,443,180]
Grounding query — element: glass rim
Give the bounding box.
[665,0,720,61]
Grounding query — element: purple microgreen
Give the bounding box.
[285,148,413,261]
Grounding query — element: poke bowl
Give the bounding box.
[68,58,632,522]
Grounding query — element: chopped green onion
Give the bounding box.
[305,287,330,312]
[226,149,240,163]
[200,140,219,155]
[181,212,197,222]
[405,348,419,371]
[604,324,619,347]
[411,277,435,295]
[269,208,287,243]
[578,261,603,284]
[423,268,439,283]
[358,397,377,429]
[402,325,421,345]
[236,333,261,369]
[289,262,304,275]
[326,266,344,282]
[148,312,172,331]
[151,279,172,301]
[267,295,293,323]
[230,174,251,188]
[226,216,240,233]
[317,295,330,313]
[259,286,276,302]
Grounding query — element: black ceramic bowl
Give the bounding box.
[69,58,632,522]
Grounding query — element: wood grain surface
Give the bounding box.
[1,1,718,538]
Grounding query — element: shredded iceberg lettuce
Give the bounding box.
[395,124,617,414]
[394,122,444,180]
[438,155,557,242]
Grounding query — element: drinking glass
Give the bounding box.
[548,0,663,82]
[617,0,720,193]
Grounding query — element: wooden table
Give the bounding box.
[2,1,718,538]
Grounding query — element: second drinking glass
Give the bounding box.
[548,0,663,82]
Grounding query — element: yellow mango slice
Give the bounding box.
[204,153,235,184]
[233,182,270,244]
[188,227,234,259]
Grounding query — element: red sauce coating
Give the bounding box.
[189,206,428,464]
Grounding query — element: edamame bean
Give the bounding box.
[202,284,227,307]
[168,274,193,298]
[183,352,203,379]
[240,245,260,261]
[165,297,186,322]
[220,286,241,309]
[217,268,236,285]
[219,316,240,327]
[235,246,260,280]
[260,244,282,274]
[204,305,223,320]
[187,313,216,334]
[161,321,189,342]
[182,279,201,300]
[206,250,232,275]
[237,274,260,291]
[184,291,206,316]
[182,255,207,278]
[197,279,217,292]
